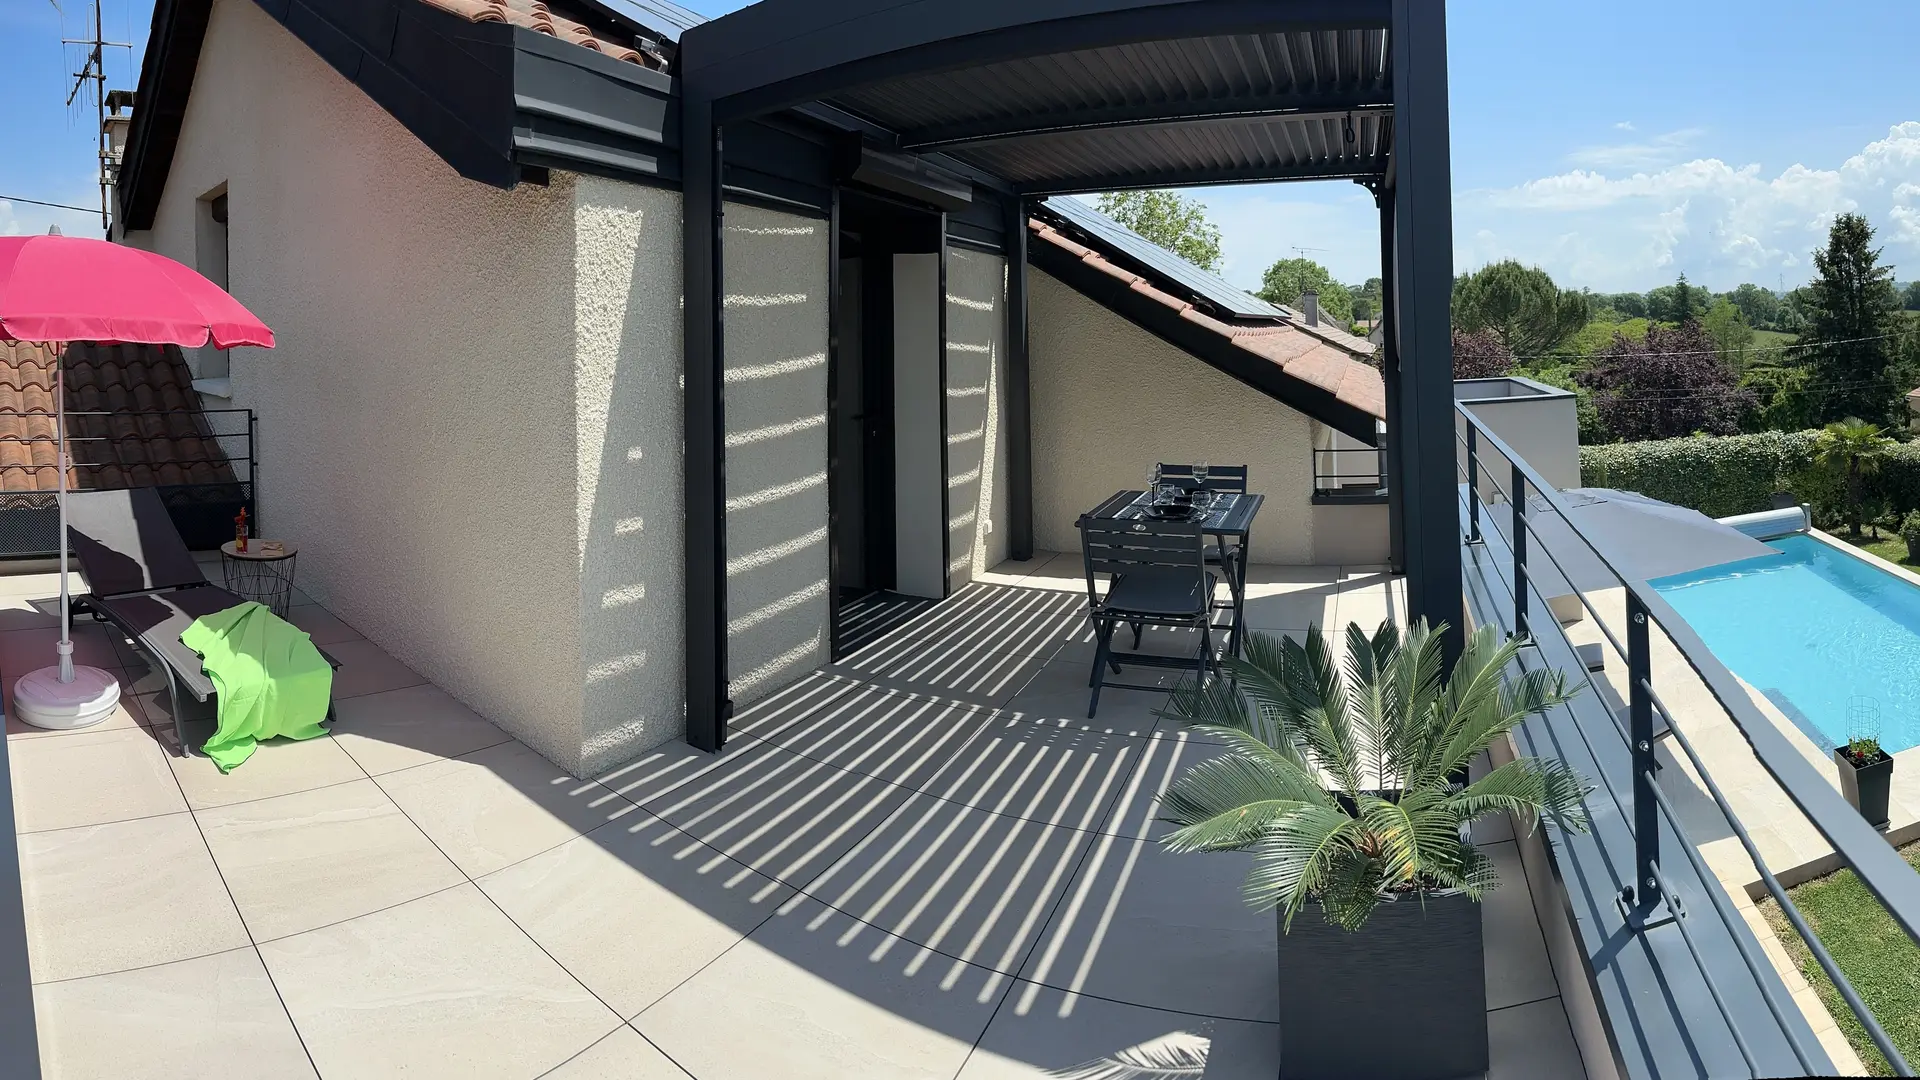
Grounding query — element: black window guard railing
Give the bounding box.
[1311,445,1386,501]
[1457,406,1920,1076]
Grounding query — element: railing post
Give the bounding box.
[1628,590,1661,912]
[1510,461,1527,636]
[1466,423,1481,543]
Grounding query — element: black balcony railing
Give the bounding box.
[0,408,256,558]
[1458,404,1920,1078]
[1310,445,1386,503]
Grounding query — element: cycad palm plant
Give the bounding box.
[1158,619,1591,932]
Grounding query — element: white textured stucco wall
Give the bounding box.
[573,177,686,773]
[946,250,1009,587]
[120,0,689,775]
[1029,269,1318,565]
[722,205,831,706]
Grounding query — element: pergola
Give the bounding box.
[677,0,1462,751]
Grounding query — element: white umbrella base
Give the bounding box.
[13,666,122,730]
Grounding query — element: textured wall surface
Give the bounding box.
[121,0,699,775]
[945,250,1009,587]
[1029,269,1319,565]
[573,177,686,773]
[125,0,590,766]
[722,205,831,707]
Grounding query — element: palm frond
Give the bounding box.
[1243,806,1362,925]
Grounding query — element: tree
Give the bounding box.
[1452,329,1513,380]
[1094,190,1223,273]
[1738,364,1818,433]
[1670,273,1698,323]
[1257,258,1354,324]
[1702,299,1756,367]
[1802,212,1903,427]
[1814,418,1895,536]
[1727,283,1783,330]
[1575,322,1756,441]
[1902,281,1920,310]
[1606,292,1650,319]
[1349,277,1384,323]
[1451,260,1591,357]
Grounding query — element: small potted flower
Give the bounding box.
[1836,701,1893,830]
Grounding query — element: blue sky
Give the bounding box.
[4,0,1917,295]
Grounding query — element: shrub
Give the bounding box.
[1580,430,1920,525]
[1901,512,1920,560]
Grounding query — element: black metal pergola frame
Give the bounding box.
[677,0,1462,753]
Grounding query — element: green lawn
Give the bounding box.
[1841,532,1919,568]
[1759,842,1920,1075]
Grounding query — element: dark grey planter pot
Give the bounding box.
[1836,748,1893,831]
[1275,891,1487,1080]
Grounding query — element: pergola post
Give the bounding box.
[1389,0,1463,659]
[1006,196,1034,561]
[1378,191,1405,574]
[682,94,730,752]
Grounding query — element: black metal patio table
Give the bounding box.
[1082,489,1264,656]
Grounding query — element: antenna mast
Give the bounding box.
[62,0,132,233]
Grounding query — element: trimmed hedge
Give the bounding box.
[1580,430,1920,526]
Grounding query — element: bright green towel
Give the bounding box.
[180,601,333,772]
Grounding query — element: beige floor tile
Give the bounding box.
[921,717,1143,831]
[20,813,248,982]
[322,638,426,699]
[166,732,366,810]
[1019,835,1277,1024]
[976,554,1063,588]
[34,947,317,1080]
[1480,840,1558,1010]
[378,739,634,878]
[746,683,996,792]
[282,604,363,646]
[955,985,1281,1079]
[542,1026,689,1079]
[864,641,1052,711]
[198,778,465,941]
[1001,657,1174,738]
[329,683,512,775]
[260,884,618,1079]
[1007,552,1093,594]
[635,896,1002,1080]
[0,592,60,631]
[10,725,186,833]
[1235,585,1338,633]
[480,811,791,1018]
[0,623,125,675]
[1487,996,1586,1080]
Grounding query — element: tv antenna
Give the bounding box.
[59,0,134,233]
[1291,245,1329,259]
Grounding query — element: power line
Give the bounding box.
[0,194,99,215]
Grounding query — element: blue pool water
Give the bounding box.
[1651,534,1920,754]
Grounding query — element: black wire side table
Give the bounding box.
[220,541,299,618]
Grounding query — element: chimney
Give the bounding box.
[1300,290,1320,327]
[101,90,136,185]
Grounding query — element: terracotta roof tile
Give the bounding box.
[1029,218,1385,424]
[0,342,239,495]
[418,0,660,67]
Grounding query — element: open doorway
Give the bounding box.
[829,189,946,657]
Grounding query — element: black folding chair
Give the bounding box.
[65,488,339,756]
[1078,516,1216,718]
[1155,462,1250,621]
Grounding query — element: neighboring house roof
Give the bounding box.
[0,342,240,495]
[1027,206,1385,442]
[416,0,669,66]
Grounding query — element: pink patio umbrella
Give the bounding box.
[0,233,274,729]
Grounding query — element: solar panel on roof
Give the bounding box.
[581,0,706,40]
[1042,196,1289,321]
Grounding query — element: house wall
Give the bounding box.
[946,249,1009,587]
[1028,269,1319,565]
[122,0,594,767]
[721,205,831,707]
[119,0,701,775]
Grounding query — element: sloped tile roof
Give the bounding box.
[418,0,663,67]
[0,342,239,496]
[1028,217,1386,422]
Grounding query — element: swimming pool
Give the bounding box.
[1651,534,1920,754]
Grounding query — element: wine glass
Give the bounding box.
[1146,463,1162,503]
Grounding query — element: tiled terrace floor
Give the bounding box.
[8,552,1587,1078]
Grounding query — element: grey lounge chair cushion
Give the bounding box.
[66,489,207,596]
[1099,569,1218,619]
[89,586,251,701]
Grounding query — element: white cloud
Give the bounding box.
[1459,121,1920,290]
[1566,127,1704,170]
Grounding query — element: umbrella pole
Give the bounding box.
[54,344,72,685]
